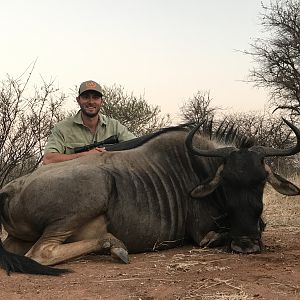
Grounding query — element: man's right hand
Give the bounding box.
[83,147,106,154]
[43,147,107,165]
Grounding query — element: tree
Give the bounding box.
[245,0,300,117]
[0,76,67,187]
[180,90,219,123]
[0,78,171,187]
[224,110,299,174]
[100,84,171,136]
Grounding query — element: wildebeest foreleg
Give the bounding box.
[25,237,106,266]
[25,234,128,266]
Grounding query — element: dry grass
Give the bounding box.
[197,292,254,300]
[263,174,300,229]
[188,174,300,300]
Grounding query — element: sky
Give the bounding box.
[0,0,270,120]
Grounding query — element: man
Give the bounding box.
[43,80,135,165]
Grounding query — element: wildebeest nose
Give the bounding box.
[231,237,261,254]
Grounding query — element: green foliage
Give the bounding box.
[101,84,171,136]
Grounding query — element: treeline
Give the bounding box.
[0,76,172,187]
[180,90,300,176]
[0,76,298,188]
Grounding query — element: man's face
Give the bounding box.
[77,91,103,117]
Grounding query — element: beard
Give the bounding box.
[80,105,101,118]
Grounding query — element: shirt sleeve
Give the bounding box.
[44,126,66,154]
[115,121,136,142]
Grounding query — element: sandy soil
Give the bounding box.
[0,188,299,300]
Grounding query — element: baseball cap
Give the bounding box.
[78,80,104,97]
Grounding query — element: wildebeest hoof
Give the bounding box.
[111,247,129,264]
[200,231,229,248]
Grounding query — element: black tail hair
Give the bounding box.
[0,193,69,276]
[0,241,70,276]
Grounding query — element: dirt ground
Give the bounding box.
[0,187,300,300]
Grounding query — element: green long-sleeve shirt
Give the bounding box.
[44,111,136,154]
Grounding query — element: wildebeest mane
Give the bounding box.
[106,122,196,151]
[200,119,255,149]
[106,119,254,152]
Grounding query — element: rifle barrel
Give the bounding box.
[73,135,119,153]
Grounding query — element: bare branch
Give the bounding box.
[0,75,67,187]
[243,0,300,117]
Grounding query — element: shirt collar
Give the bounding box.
[73,110,107,126]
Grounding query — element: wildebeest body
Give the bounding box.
[2,131,217,253]
[1,120,299,275]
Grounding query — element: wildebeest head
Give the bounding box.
[186,119,300,254]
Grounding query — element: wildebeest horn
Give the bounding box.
[185,122,237,157]
[250,118,300,157]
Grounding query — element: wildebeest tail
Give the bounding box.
[0,241,70,275]
[0,192,69,276]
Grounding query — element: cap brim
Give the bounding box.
[79,89,103,97]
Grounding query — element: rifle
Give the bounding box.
[73,135,119,153]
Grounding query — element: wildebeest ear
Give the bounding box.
[265,165,300,196]
[191,165,223,198]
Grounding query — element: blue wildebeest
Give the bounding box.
[0,119,299,275]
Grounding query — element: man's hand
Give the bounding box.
[83,147,107,155]
[43,147,107,165]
